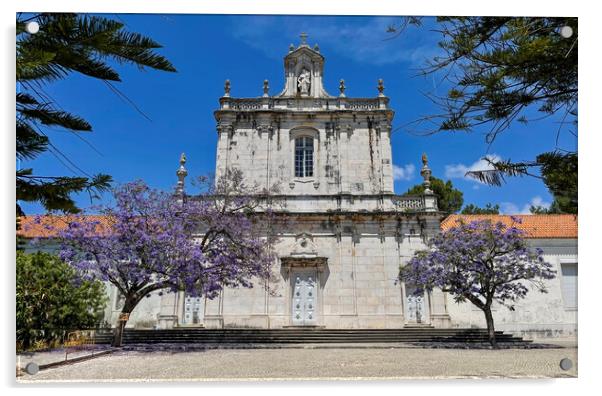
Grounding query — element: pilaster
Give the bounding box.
[157,291,179,329]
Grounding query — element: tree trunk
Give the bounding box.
[112,317,127,347]
[110,286,163,347]
[112,299,137,347]
[483,307,497,348]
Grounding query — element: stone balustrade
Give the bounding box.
[220,96,389,112]
[193,194,436,214]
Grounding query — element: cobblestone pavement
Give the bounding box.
[17,345,113,369]
[18,346,577,382]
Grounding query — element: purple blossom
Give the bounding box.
[53,172,277,346]
[399,219,556,346]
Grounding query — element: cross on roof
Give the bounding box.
[300,32,308,45]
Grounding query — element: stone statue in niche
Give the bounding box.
[297,68,311,96]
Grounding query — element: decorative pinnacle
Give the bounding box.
[339,79,346,97]
[289,43,295,52]
[300,32,308,46]
[224,79,231,97]
[377,78,385,96]
[263,79,269,97]
[313,43,320,52]
[176,153,188,197]
[177,153,188,177]
[420,152,433,194]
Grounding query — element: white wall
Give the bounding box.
[445,238,578,338]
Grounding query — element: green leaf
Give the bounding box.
[16,121,49,160]
[15,12,175,214]
[19,105,92,131]
[16,170,113,214]
[17,251,107,350]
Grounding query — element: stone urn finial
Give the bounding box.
[339,79,346,97]
[263,79,269,97]
[420,152,433,194]
[377,78,385,97]
[224,79,231,97]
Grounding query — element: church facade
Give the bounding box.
[149,35,448,330]
[19,36,578,339]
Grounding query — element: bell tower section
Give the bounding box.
[214,33,397,203]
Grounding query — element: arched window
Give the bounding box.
[295,136,314,178]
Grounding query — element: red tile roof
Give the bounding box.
[17,215,114,239]
[441,214,578,239]
[18,214,578,239]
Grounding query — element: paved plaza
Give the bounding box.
[18,345,577,382]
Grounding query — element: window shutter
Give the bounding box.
[560,263,578,309]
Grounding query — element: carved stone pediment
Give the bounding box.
[290,232,318,257]
[277,35,331,98]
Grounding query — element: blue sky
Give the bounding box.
[18,14,577,215]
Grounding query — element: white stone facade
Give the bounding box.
[142,37,449,330]
[96,38,577,339]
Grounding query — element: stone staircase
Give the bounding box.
[93,328,531,345]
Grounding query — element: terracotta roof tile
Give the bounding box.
[17,215,114,239]
[19,214,578,239]
[441,214,577,239]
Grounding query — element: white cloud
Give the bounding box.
[228,16,442,66]
[499,202,520,215]
[445,154,502,183]
[528,196,551,210]
[392,163,415,181]
[500,196,551,215]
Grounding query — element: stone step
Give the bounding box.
[114,338,522,344]
[116,335,518,340]
[109,333,510,337]
[105,334,514,340]
[100,329,507,334]
[92,328,528,345]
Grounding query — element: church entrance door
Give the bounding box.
[291,271,318,326]
[183,296,204,325]
[404,287,429,325]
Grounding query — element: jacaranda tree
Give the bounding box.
[399,218,555,347]
[56,169,276,346]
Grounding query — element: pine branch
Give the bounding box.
[15,13,176,214]
[18,105,92,131]
[16,121,49,160]
[465,157,539,186]
[16,169,112,214]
